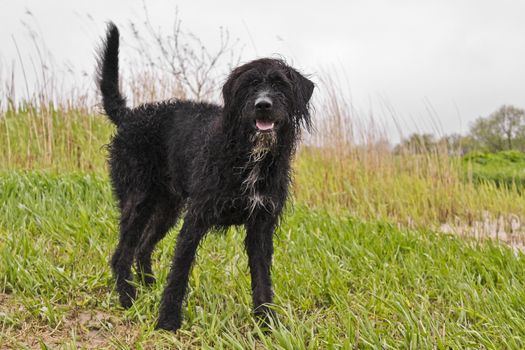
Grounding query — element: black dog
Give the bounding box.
[97,23,314,332]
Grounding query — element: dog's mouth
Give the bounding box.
[255,119,275,132]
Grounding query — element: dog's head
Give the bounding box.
[222,58,314,154]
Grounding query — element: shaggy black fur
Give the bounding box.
[96,23,314,332]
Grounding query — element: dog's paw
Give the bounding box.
[155,317,181,332]
[254,307,277,332]
[118,285,136,309]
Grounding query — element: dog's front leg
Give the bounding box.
[245,213,278,325]
[156,216,208,332]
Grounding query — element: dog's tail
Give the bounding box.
[97,22,129,126]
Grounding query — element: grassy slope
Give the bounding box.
[464,150,525,191]
[2,172,525,349]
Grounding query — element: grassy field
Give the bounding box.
[2,172,525,349]
[1,79,525,348]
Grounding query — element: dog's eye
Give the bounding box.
[251,81,260,87]
[270,80,283,89]
[269,75,289,89]
[270,79,291,93]
[249,78,262,87]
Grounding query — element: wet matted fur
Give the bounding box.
[97,23,314,332]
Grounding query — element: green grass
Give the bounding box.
[2,172,525,348]
[464,150,525,191]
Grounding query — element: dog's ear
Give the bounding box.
[286,67,314,131]
[222,65,247,119]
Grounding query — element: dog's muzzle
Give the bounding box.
[254,96,274,131]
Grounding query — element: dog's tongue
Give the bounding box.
[256,120,274,131]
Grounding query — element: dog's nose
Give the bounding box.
[255,97,273,111]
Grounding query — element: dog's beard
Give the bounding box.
[233,129,278,216]
[242,145,277,215]
[249,131,277,162]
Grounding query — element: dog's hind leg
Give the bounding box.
[111,191,156,308]
[245,213,277,326]
[135,195,184,286]
[156,215,209,331]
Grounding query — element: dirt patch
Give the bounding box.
[438,212,525,253]
[1,302,141,349]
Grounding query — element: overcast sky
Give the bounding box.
[1,0,524,138]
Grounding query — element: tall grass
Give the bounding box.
[311,78,524,235]
[0,104,111,172]
[1,83,524,235]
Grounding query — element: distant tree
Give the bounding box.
[469,105,525,152]
[436,134,464,155]
[437,133,477,156]
[395,133,437,154]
